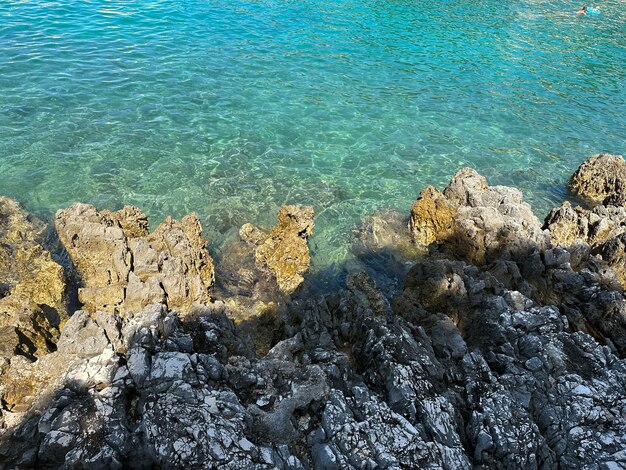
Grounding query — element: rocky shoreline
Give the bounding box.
[1,153,626,469]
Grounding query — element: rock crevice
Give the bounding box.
[55,204,215,314]
[1,153,626,469]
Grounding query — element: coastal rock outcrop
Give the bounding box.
[409,168,549,264]
[544,202,626,249]
[0,197,66,362]
[409,186,457,246]
[405,166,626,356]
[3,253,626,468]
[569,153,626,204]
[2,156,626,469]
[55,204,214,314]
[545,154,626,287]
[240,205,314,295]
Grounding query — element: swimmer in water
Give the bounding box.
[576,5,601,14]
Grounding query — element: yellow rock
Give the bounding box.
[409,186,458,246]
[570,153,626,204]
[55,204,215,315]
[254,205,314,295]
[0,197,66,360]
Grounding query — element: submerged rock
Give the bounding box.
[204,205,315,354]
[55,204,214,314]
[569,153,626,204]
[354,208,415,257]
[352,208,422,299]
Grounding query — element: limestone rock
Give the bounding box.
[0,197,66,361]
[443,167,490,206]
[243,205,314,295]
[570,153,626,204]
[0,308,118,414]
[545,202,626,286]
[595,232,626,288]
[140,214,215,312]
[409,186,457,246]
[55,204,214,314]
[214,227,293,336]
[1,239,626,469]
[346,271,391,318]
[55,203,131,310]
[3,163,626,469]
[604,179,626,206]
[239,223,265,245]
[103,205,149,238]
[543,201,589,246]
[409,168,548,265]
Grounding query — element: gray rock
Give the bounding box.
[56,310,110,358]
[127,347,151,386]
[3,165,626,469]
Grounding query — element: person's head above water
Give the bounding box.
[576,6,588,14]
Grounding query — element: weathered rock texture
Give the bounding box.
[2,157,626,469]
[55,204,214,314]
[0,197,66,362]
[546,205,626,287]
[545,154,626,287]
[3,260,626,468]
[410,168,549,265]
[569,153,626,204]
[240,205,314,295]
[207,205,315,355]
[409,186,457,246]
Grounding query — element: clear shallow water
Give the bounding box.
[1,0,625,279]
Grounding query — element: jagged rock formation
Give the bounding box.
[240,205,314,295]
[55,204,214,314]
[410,168,549,265]
[2,262,626,468]
[545,197,626,288]
[0,197,66,363]
[543,154,626,288]
[569,153,626,204]
[2,155,626,469]
[407,164,626,355]
[409,186,458,246]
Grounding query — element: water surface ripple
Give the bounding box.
[1,0,624,279]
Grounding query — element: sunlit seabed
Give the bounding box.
[1,0,624,288]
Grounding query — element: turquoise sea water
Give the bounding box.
[1,0,625,277]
